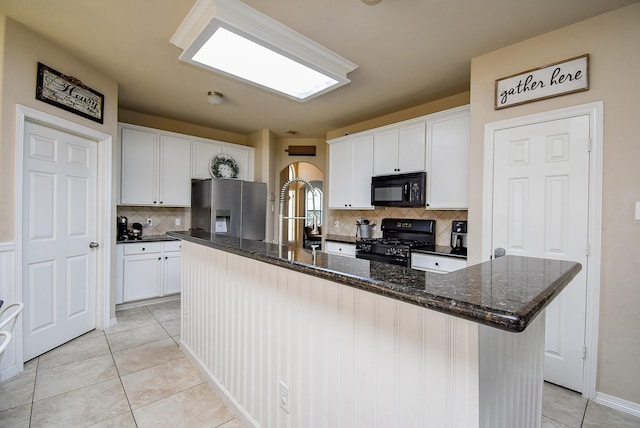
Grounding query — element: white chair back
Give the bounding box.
[0,331,11,357]
[0,302,24,334]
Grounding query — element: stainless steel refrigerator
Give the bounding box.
[191,178,267,241]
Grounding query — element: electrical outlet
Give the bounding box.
[146,218,152,227]
[333,220,340,228]
[279,380,290,413]
[175,217,181,226]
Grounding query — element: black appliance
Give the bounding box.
[356,218,435,267]
[371,172,426,207]
[117,216,128,241]
[451,220,468,256]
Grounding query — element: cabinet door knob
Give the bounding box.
[142,247,145,251]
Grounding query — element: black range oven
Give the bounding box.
[355,218,435,267]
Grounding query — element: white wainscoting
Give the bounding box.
[181,241,480,427]
[0,242,22,381]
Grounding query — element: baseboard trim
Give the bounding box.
[180,341,259,428]
[594,391,640,418]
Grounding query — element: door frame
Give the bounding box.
[481,101,603,398]
[14,105,113,363]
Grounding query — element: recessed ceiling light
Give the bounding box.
[171,0,358,102]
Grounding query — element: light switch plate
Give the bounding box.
[635,202,640,220]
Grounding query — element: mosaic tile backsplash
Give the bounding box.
[326,208,467,247]
[117,206,191,236]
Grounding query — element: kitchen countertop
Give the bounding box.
[116,234,179,244]
[168,230,581,333]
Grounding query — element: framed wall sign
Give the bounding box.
[495,54,589,110]
[36,62,104,123]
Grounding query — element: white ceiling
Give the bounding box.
[0,0,637,137]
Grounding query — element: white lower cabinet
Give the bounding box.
[324,241,356,258]
[411,252,467,274]
[116,241,182,304]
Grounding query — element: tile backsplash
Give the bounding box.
[117,206,191,236]
[326,208,467,246]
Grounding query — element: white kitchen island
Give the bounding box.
[169,231,580,428]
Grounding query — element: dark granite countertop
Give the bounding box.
[168,230,581,333]
[116,234,179,244]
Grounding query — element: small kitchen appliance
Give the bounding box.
[130,222,143,240]
[370,172,426,207]
[117,216,128,241]
[450,220,467,255]
[355,218,435,267]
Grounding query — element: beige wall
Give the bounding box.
[469,3,640,403]
[118,108,248,146]
[327,91,470,140]
[0,17,119,242]
[0,16,119,316]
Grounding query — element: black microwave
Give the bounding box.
[371,172,426,207]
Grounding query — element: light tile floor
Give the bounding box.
[542,382,640,427]
[1,299,639,427]
[0,299,244,427]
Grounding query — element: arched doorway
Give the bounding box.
[278,162,323,248]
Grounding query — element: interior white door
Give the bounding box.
[492,115,590,392]
[22,120,97,360]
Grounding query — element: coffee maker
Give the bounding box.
[450,220,467,255]
[117,216,128,241]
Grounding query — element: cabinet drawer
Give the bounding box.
[325,241,356,258]
[411,253,466,273]
[163,240,182,252]
[123,242,163,255]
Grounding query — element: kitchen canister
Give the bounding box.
[356,219,375,238]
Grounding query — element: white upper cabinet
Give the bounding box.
[159,135,192,206]
[328,134,374,209]
[373,121,426,175]
[120,123,256,207]
[120,124,191,206]
[192,139,254,181]
[426,106,470,209]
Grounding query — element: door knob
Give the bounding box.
[89,242,99,248]
[494,247,506,258]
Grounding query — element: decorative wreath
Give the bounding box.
[210,154,240,179]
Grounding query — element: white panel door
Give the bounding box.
[22,121,97,360]
[492,115,590,392]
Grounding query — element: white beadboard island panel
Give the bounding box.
[181,241,483,427]
[180,240,553,427]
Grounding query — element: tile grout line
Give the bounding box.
[103,327,139,427]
